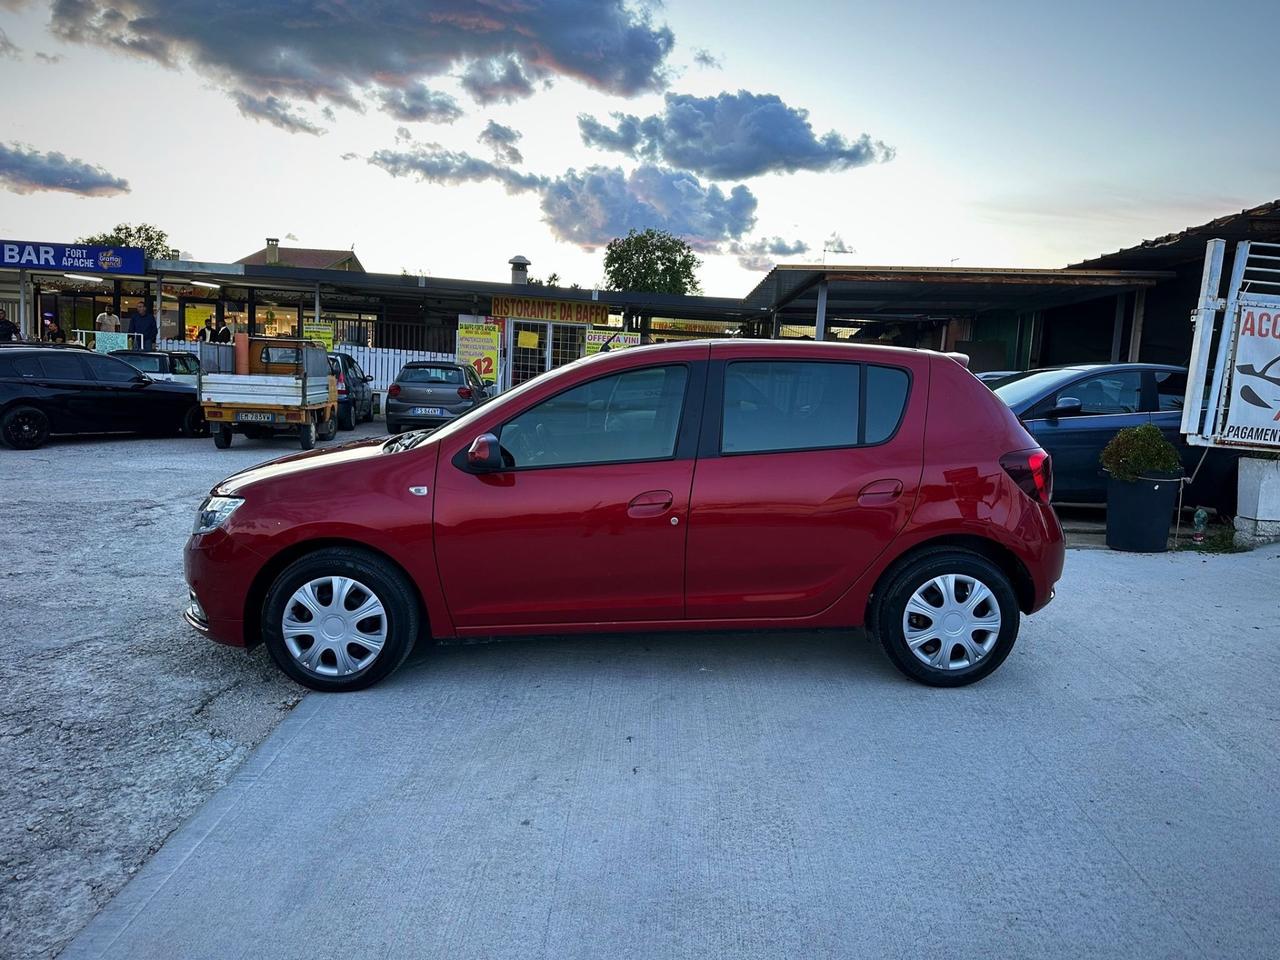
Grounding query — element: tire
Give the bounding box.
[261,547,420,692]
[213,425,233,449]
[299,420,317,450]
[317,413,338,441]
[181,405,207,438]
[337,404,356,431]
[871,549,1020,687]
[387,422,401,435]
[361,399,374,424]
[1,405,51,450]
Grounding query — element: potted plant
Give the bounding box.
[1099,423,1183,552]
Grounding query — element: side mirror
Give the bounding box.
[363,375,374,383]
[466,433,504,471]
[1048,396,1082,419]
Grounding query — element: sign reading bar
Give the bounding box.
[491,295,609,325]
[1,240,146,274]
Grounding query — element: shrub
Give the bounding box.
[1100,423,1182,483]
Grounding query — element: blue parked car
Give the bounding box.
[993,363,1239,514]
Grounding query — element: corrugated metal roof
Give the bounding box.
[1069,199,1280,270]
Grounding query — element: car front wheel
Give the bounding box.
[871,549,1020,687]
[261,547,420,691]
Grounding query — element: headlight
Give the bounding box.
[193,496,244,535]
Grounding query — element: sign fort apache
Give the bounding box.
[0,240,146,275]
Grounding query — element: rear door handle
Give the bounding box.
[627,489,674,518]
[857,479,903,505]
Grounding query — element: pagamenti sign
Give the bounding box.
[1,240,146,274]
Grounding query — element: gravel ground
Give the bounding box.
[0,422,387,960]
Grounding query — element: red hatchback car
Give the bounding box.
[185,340,1063,691]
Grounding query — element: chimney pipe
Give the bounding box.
[266,237,279,265]
[508,254,530,286]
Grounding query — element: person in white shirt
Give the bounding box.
[95,308,120,332]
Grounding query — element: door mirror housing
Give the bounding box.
[466,433,504,471]
[363,375,374,383]
[1048,396,1082,419]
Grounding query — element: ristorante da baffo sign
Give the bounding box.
[1,240,146,275]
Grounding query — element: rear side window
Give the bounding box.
[865,365,911,443]
[121,354,163,373]
[7,356,43,378]
[84,354,139,382]
[261,346,302,364]
[40,354,86,380]
[401,365,464,384]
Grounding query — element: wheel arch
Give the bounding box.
[243,538,431,648]
[866,533,1036,630]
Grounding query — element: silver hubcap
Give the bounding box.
[902,574,1002,671]
[282,576,387,677]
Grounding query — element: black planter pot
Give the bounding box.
[1105,471,1182,552]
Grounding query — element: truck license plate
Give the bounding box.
[410,407,445,416]
[236,411,276,423]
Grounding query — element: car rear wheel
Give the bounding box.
[261,547,420,692]
[871,549,1019,687]
[1,405,51,450]
[299,420,317,450]
[337,404,356,431]
[213,425,233,449]
[317,413,338,442]
[181,405,207,438]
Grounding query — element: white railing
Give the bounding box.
[155,339,455,391]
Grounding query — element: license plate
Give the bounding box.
[410,407,446,417]
[236,411,277,423]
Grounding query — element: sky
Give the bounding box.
[0,0,1276,297]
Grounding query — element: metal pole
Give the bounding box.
[1109,294,1125,362]
[18,269,26,339]
[1127,288,1146,362]
[154,279,163,348]
[814,280,828,341]
[313,282,321,340]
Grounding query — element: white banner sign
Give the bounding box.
[1222,304,1280,447]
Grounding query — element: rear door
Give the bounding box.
[684,346,925,621]
[35,352,104,432]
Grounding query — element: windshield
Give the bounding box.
[400,365,464,384]
[993,369,1075,409]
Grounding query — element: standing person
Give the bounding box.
[45,318,67,343]
[214,317,232,343]
[129,303,158,350]
[95,305,120,332]
[197,318,216,342]
[0,309,17,342]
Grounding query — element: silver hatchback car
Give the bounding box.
[385,361,492,433]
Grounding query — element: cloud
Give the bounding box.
[378,82,463,123]
[578,90,894,179]
[0,142,130,196]
[366,144,548,195]
[36,52,64,64]
[478,120,523,164]
[47,1,674,124]
[824,231,854,254]
[284,232,299,241]
[232,92,324,135]
[0,28,18,59]
[728,236,810,271]
[692,48,721,69]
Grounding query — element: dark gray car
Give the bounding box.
[385,361,490,433]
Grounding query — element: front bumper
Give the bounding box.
[184,529,264,647]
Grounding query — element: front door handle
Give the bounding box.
[627,489,674,518]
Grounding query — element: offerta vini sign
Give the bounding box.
[1,240,146,274]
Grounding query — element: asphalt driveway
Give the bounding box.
[61,546,1280,960]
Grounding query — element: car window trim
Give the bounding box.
[703,358,913,459]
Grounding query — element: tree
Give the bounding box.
[603,228,701,294]
[77,222,175,259]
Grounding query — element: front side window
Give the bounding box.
[1154,370,1187,411]
[1059,371,1141,415]
[499,365,689,468]
[722,361,860,454]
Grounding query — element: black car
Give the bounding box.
[328,352,375,430]
[0,344,204,449]
[993,363,1239,513]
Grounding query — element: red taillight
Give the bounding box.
[336,373,347,395]
[457,386,473,400]
[388,383,401,398]
[1001,448,1053,505]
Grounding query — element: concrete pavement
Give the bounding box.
[62,546,1280,960]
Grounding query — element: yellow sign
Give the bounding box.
[517,330,541,350]
[456,322,500,381]
[492,295,609,325]
[585,329,641,354]
[303,320,333,350]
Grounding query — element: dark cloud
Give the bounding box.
[478,120,523,164]
[0,142,130,196]
[578,90,894,179]
[0,28,18,59]
[378,83,463,123]
[366,144,548,195]
[459,55,539,105]
[47,1,674,125]
[232,92,324,135]
[728,236,810,271]
[540,166,756,251]
[692,48,721,69]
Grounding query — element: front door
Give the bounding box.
[685,353,924,621]
[433,361,700,628]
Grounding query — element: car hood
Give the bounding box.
[214,434,409,496]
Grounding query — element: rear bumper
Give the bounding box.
[1027,503,1066,613]
[384,399,468,428]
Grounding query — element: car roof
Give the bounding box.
[403,360,464,368]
